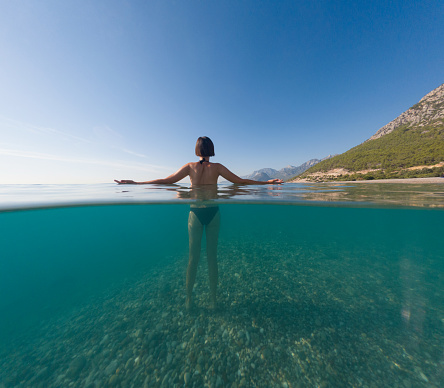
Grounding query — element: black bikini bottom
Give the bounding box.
[190,206,219,226]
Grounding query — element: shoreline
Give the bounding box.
[292,177,444,184]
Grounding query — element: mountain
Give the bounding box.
[293,83,444,181]
[244,156,334,181]
[369,84,444,140]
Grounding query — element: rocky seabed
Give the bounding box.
[1,241,442,387]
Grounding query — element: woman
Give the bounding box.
[115,136,283,310]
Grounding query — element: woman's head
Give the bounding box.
[195,136,215,157]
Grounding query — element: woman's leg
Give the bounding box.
[186,211,203,309]
[205,211,220,308]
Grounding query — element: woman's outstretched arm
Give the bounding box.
[115,164,190,185]
[218,164,283,184]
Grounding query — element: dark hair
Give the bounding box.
[195,136,215,157]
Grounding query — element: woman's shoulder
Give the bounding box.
[189,161,222,166]
[208,162,225,171]
[212,162,227,169]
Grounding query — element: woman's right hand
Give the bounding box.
[114,180,137,184]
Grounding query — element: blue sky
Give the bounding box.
[1,0,443,183]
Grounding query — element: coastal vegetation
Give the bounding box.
[293,120,444,181]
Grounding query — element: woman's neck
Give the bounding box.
[199,156,210,163]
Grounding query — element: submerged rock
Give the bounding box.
[67,356,86,378]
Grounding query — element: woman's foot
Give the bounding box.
[209,298,217,311]
[185,297,195,311]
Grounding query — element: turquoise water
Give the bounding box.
[0,183,443,387]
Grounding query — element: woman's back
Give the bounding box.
[189,161,221,185]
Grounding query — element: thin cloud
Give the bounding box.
[0,147,169,172]
[92,125,123,141]
[0,116,91,144]
[121,148,147,158]
[1,116,148,159]
[93,125,147,158]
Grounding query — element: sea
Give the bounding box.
[0,182,443,387]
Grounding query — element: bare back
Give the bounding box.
[189,161,221,185]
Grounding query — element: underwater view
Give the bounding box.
[0,183,443,387]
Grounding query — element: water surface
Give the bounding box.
[0,183,442,387]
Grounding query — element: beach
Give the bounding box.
[292,177,444,184]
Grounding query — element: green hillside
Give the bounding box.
[294,120,444,181]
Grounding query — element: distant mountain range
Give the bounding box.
[244,156,335,181]
[293,83,444,181]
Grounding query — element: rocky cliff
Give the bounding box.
[370,83,444,140]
